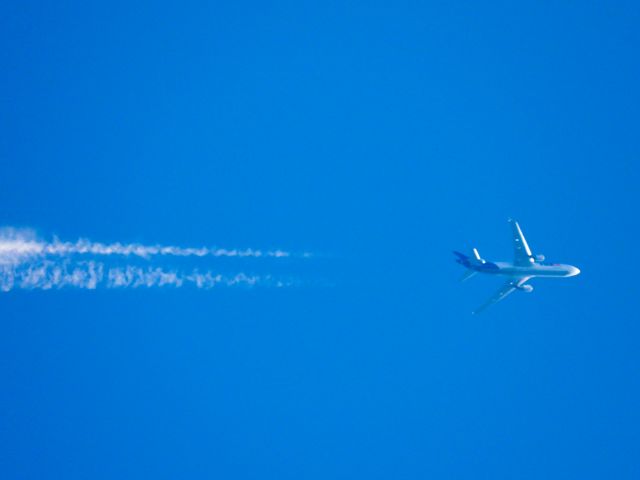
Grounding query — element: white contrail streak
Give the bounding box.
[43,238,290,258]
[0,229,304,292]
[0,260,291,292]
[0,229,293,265]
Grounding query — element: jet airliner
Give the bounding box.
[454,219,580,313]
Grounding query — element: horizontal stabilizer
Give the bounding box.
[459,270,477,282]
[472,277,531,314]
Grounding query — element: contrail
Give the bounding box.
[0,260,293,292]
[0,228,305,291]
[42,239,291,258]
[0,228,296,265]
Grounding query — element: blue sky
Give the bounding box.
[1,1,639,478]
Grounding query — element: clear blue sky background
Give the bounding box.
[1,2,639,478]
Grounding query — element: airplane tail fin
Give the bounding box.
[453,249,485,270]
[453,251,469,260]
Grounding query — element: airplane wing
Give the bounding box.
[509,219,534,266]
[473,277,530,314]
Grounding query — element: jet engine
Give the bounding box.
[518,284,534,293]
[536,254,545,262]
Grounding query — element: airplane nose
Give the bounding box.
[569,266,581,276]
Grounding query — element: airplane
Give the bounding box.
[454,219,580,314]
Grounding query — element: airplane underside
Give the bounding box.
[454,219,580,313]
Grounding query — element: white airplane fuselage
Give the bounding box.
[454,219,580,313]
[470,261,580,278]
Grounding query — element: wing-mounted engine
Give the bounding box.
[517,284,534,293]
